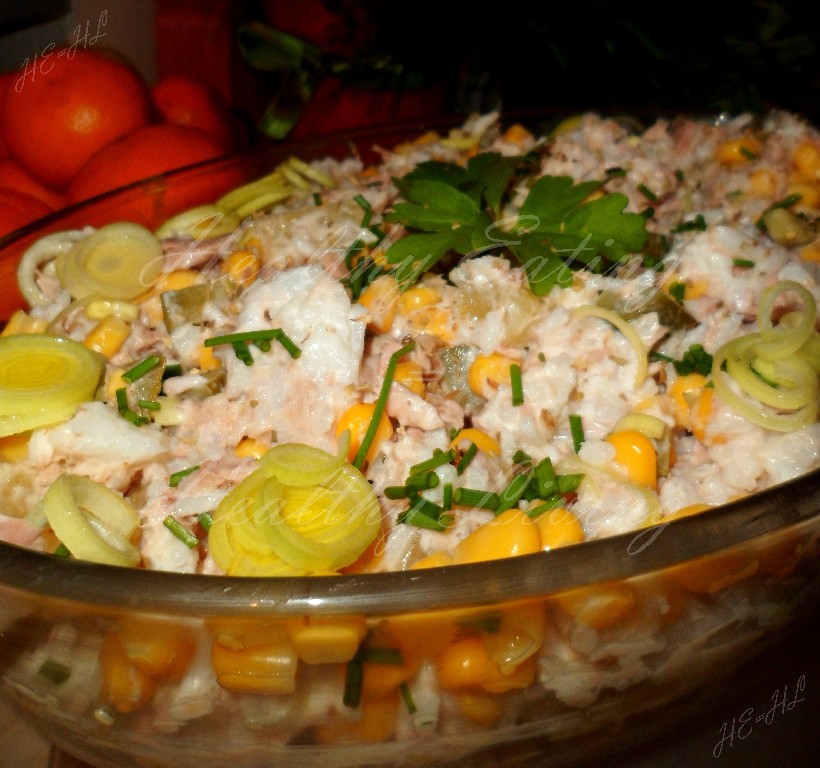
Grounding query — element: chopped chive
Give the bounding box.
[533,457,557,496]
[115,387,128,412]
[671,214,707,233]
[204,329,301,361]
[169,465,200,488]
[512,449,533,466]
[122,354,161,383]
[116,388,149,426]
[273,329,301,359]
[367,225,386,242]
[399,681,417,714]
[353,342,415,469]
[363,647,404,665]
[756,193,803,229]
[407,497,444,518]
[640,206,655,219]
[53,543,71,558]
[452,487,500,511]
[397,506,451,531]
[343,237,365,269]
[197,512,213,532]
[406,471,439,490]
[162,363,182,379]
[674,169,685,182]
[668,281,686,303]
[353,194,372,213]
[556,473,584,493]
[525,496,564,518]
[605,166,626,177]
[232,341,253,365]
[312,192,322,206]
[739,145,758,160]
[409,448,455,475]
[137,399,161,410]
[496,471,532,513]
[441,482,453,510]
[733,258,755,268]
[510,363,524,406]
[569,414,585,453]
[163,516,199,548]
[38,659,71,685]
[343,647,365,708]
[384,485,414,500]
[638,184,658,202]
[456,442,478,475]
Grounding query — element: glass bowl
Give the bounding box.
[0,116,818,768]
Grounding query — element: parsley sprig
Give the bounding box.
[383,152,648,295]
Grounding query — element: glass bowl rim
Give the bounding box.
[0,109,817,618]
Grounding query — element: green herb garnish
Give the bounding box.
[668,282,687,303]
[569,414,585,453]
[163,516,199,548]
[122,354,162,383]
[653,343,713,376]
[671,214,707,233]
[383,152,648,295]
[510,363,524,406]
[732,258,755,268]
[204,329,301,362]
[169,465,200,488]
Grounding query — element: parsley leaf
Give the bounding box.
[653,343,713,376]
[383,153,648,294]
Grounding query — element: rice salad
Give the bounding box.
[0,109,819,753]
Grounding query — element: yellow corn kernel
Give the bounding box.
[666,502,711,521]
[234,437,268,460]
[83,315,131,358]
[382,608,464,658]
[800,240,820,263]
[286,615,367,664]
[483,603,546,675]
[116,619,196,680]
[336,402,393,465]
[551,115,583,137]
[748,168,778,198]
[0,431,31,462]
[467,353,514,399]
[436,636,537,693]
[211,638,298,694]
[690,386,714,442]
[99,633,157,714]
[155,269,200,293]
[220,250,260,287]
[357,275,399,333]
[197,342,222,372]
[502,123,534,146]
[411,551,454,569]
[715,136,762,166]
[453,509,541,564]
[104,368,127,401]
[450,427,501,458]
[605,429,658,489]
[665,550,758,594]
[84,299,139,322]
[669,373,709,431]
[532,505,585,551]
[397,285,440,314]
[409,306,453,342]
[552,582,636,630]
[393,360,425,396]
[1,310,48,336]
[454,690,504,726]
[787,180,820,211]
[315,693,399,744]
[792,140,820,182]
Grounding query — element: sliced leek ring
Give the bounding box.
[0,334,104,431]
[209,443,381,576]
[573,305,648,386]
[56,223,164,301]
[43,474,141,567]
[0,404,79,439]
[154,204,241,240]
[16,229,87,307]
